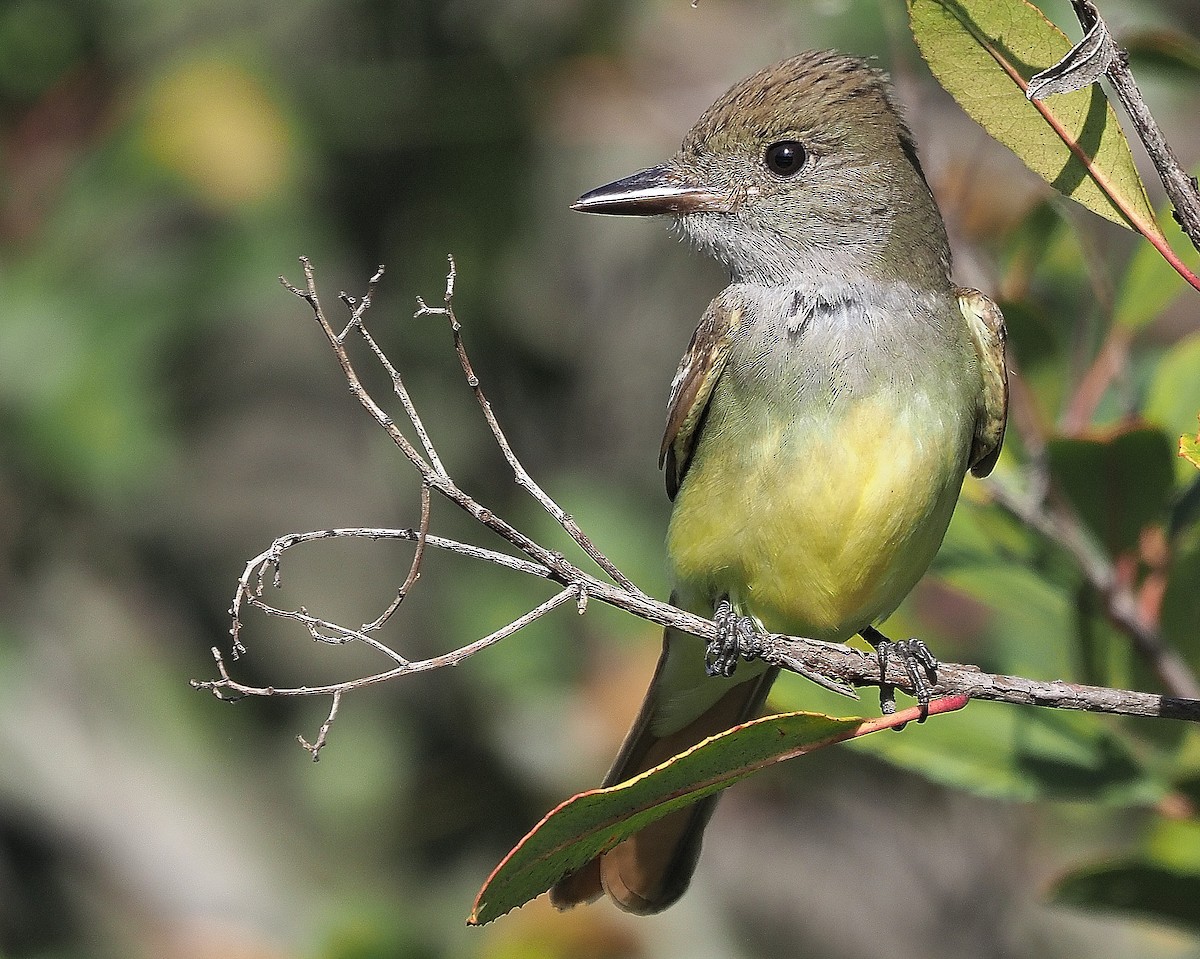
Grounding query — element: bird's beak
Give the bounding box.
[572,163,728,216]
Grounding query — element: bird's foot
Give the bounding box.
[707,598,763,678]
[860,626,939,722]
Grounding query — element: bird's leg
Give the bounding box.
[707,597,763,678]
[860,626,939,721]
[708,599,858,697]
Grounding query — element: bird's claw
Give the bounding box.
[861,627,939,722]
[707,598,762,677]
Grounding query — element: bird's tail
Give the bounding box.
[549,623,778,914]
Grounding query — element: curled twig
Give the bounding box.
[362,481,432,634]
[298,690,341,761]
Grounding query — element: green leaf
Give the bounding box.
[851,698,1158,804]
[1115,186,1200,330]
[1054,861,1200,932]
[1046,425,1176,555]
[468,701,965,924]
[1144,336,1200,483]
[1124,28,1200,81]
[1181,414,1200,470]
[908,0,1160,236]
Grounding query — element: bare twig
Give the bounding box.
[298,690,341,761]
[362,481,432,633]
[196,583,582,699]
[339,269,448,479]
[416,256,643,595]
[196,521,1200,724]
[207,252,676,754]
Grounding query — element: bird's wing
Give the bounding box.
[957,287,1008,478]
[659,297,744,499]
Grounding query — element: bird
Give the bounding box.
[549,50,1008,915]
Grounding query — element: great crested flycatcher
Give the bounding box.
[550,50,1008,915]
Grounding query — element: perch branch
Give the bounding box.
[195,520,1200,723]
[195,261,1200,758]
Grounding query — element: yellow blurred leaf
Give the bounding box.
[141,57,293,208]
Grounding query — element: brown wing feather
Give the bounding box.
[957,288,1008,478]
[660,298,744,498]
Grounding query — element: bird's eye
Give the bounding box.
[764,141,806,177]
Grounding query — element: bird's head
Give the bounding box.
[574,50,950,287]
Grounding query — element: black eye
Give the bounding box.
[764,140,806,177]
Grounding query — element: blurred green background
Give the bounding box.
[3,0,1200,957]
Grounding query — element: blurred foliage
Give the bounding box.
[1182,414,1200,469]
[0,0,1198,958]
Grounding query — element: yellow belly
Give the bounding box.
[666,392,968,641]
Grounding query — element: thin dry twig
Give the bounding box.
[415,257,643,595]
[298,690,341,760]
[201,257,661,756]
[362,481,432,633]
[199,583,581,697]
[340,271,448,478]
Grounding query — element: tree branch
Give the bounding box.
[193,515,1200,725]
[193,261,1200,759]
